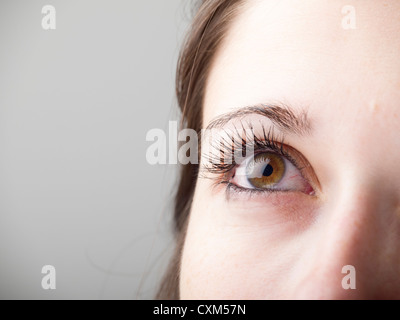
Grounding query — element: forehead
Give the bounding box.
[204,0,400,125]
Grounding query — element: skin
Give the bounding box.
[180,0,400,299]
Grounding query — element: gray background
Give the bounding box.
[0,0,190,299]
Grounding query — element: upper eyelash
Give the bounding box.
[201,121,301,179]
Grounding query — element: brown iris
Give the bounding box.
[246,153,286,188]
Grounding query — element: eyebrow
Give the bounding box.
[205,103,312,135]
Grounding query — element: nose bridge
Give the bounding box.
[326,162,400,258]
[319,139,400,259]
[320,183,381,275]
[294,170,400,299]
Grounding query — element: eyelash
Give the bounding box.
[202,123,308,195]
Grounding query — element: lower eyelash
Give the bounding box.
[223,182,288,200]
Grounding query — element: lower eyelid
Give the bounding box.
[226,182,291,199]
[224,182,316,205]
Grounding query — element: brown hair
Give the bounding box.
[156,0,245,299]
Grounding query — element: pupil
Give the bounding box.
[263,164,274,177]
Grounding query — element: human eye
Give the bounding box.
[231,151,314,195]
[201,123,317,198]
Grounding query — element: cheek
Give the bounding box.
[179,187,317,299]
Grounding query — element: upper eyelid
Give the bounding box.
[200,123,293,184]
[201,123,286,169]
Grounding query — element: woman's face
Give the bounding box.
[180,0,400,299]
